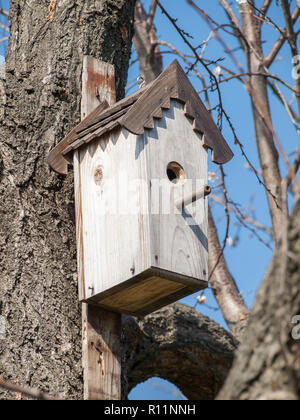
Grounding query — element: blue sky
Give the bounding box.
[0,0,298,401]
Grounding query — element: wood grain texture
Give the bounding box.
[78,100,208,316]
[82,304,121,400]
[146,101,209,282]
[48,60,233,173]
[76,57,121,401]
[90,267,207,317]
[78,128,151,302]
[81,56,116,120]
[47,101,109,174]
[74,150,86,301]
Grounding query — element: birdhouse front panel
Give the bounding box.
[145,100,208,282]
[76,127,152,308]
[48,59,234,317]
[75,110,208,317]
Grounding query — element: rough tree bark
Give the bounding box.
[123,303,236,401]
[134,0,162,83]
[0,0,136,399]
[218,191,300,400]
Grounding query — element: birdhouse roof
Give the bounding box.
[48,60,233,174]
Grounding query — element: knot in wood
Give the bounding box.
[94,166,103,186]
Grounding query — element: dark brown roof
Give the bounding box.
[48,60,233,174]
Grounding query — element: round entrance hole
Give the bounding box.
[166,162,186,185]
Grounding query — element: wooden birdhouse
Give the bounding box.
[48,59,233,317]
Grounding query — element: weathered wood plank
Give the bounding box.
[48,101,109,174]
[78,100,208,317]
[82,304,121,400]
[78,128,151,301]
[147,101,209,283]
[76,56,121,401]
[81,56,116,120]
[74,150,85,302]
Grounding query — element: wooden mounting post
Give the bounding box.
[74,56,121,400]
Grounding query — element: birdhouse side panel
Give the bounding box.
[146,100,208,284]
[76,128,151,301]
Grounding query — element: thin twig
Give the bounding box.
[0,8,9,19]
[0,22,9,33]
[210,194,273,237]
[265,4,300,67]
[0,377,59,400]
[199,72,296,94]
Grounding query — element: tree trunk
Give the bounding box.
[134,0,162,84]
[239,0,283,245]
[208,208,248,340]
[218,191,300,400]
[0,0,136,399]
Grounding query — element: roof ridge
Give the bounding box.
[120,59,233,164]
[48,60,233,174]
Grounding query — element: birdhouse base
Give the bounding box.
[86,268,207,317]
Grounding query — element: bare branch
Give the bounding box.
[244,80,297,187]
[218,195,300,401]
[209,167,231,281]
[124,303,236,399]
[0,8,9,19]
[218,0,242,32]
[210,194,273,237]
[260,0,273,17]
[0,21,9,33]
[187,0,245,74]
[267,79,300,124]
[285,147,300,189]
[208,207,248,339]
[236,0,287,245]
[267,79,300,134]
[148,0,158,27]
[134,0,162,83]
[199,71,296,94]
[265,4,300,68]
[0,377,58,400]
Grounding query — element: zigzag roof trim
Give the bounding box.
[48,60,233,174]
